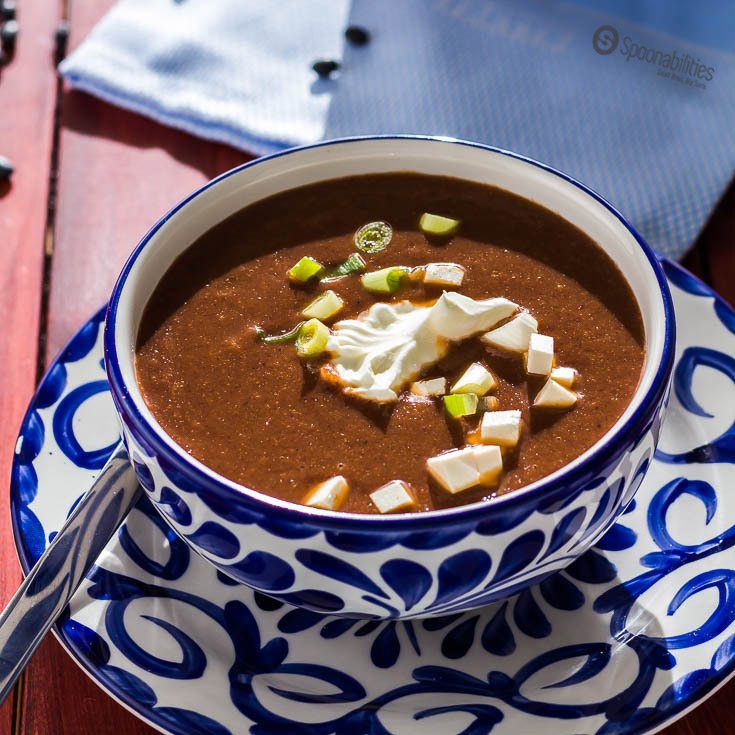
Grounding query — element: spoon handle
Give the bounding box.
[0,444,140,703]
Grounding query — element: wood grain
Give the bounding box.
[17,0,246,733]
[0,0,61,731]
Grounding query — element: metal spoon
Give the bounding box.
[0,444,141,702]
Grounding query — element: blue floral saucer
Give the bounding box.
[10,259,735,735]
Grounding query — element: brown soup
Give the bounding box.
[136,173,644,514]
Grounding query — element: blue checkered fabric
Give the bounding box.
[60,0,735,258]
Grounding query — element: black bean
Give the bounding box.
[0,0,15,21]
[1,19,18,51]
[0,154,13,181]
[345,25,370,46]
[55,21,70,61]
[312,59,340,78]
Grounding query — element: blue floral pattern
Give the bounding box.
[9,260,735,734]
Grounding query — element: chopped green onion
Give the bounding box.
[296,318,330,358]
[302,290,344,320]
[322,253,366,281]
[354,221,393,254]
[443,393,478,418]
[361,266,410,294]
[450,363,496,396]
[288,256,324,283]
[419,212,460,236]
[255,322,305,345]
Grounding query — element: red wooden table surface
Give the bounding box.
[0,1,733,733]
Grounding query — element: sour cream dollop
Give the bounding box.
[322,292,518,403]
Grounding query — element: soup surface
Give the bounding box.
[136,173,645,514]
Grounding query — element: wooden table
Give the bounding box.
[0,2,732,733]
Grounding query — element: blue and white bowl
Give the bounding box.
[104,136,675,619]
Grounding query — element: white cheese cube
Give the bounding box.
[302,475,350,511]
[451,362,496,396]
[426,445,504,494]
[426,447,480,494]
[481,312,538,353]
[526,333,554,376]
[471,445,504,485]
[534,378,577,409]
[423,263,465,287]
[410,377,447,397]
[551,366,576,388]
[369,480,417,514]
[481,409,522,447]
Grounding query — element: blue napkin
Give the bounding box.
[60,0,735,259]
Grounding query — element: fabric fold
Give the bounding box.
[60,0,735,258]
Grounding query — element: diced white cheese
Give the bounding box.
[426,447,480,494]
[370,480,417,514]
[526,333,554,376]
[550,366,576,388]
[534,378,577,409]
[481,410,522,447]
[410,377,447,397]
[426,445,504,494]
[423,263,465,287]
[302,476,350,511]
[471,445,504,485]
[451,362,496,396]
[481,312,538,353]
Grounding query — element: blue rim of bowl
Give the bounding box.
[103,135,676,530]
